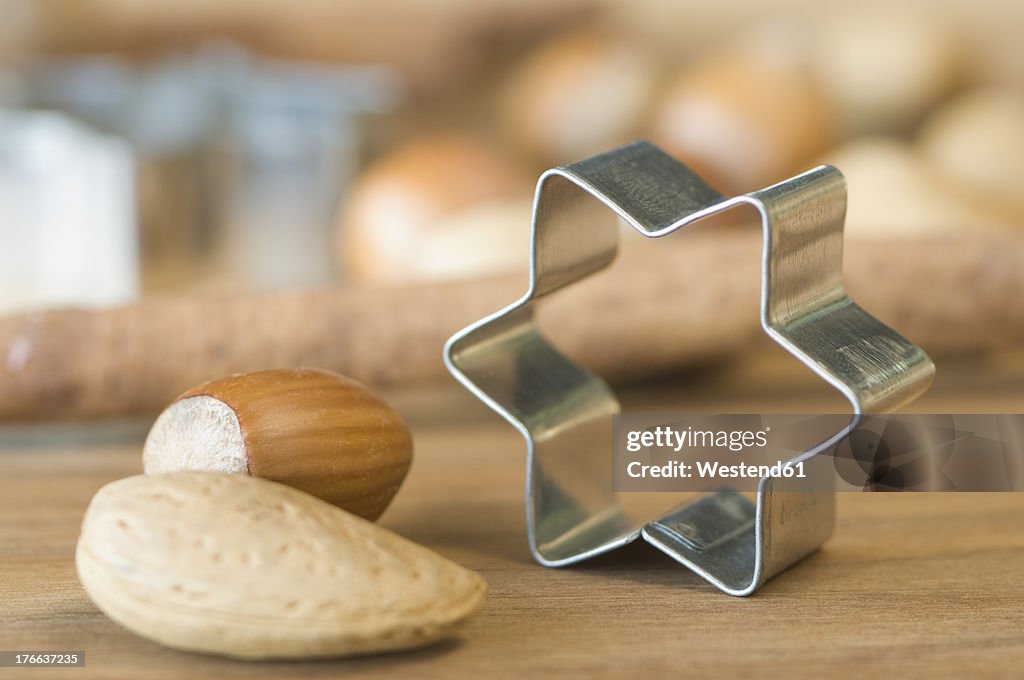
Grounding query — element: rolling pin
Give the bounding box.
[0,232,1021,421]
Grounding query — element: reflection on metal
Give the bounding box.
[445,141,934,596]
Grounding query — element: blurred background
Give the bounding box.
[0,0,1022,420]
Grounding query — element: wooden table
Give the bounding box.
[2,348,1023,678]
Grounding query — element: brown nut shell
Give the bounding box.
[143,369,412,521]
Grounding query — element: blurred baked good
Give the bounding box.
[919,88,1024,221]
[822,137,1008,238]
[809,7,963,134]
[336,134,532,283]
[650,28,834,194]
[497,29,658,164]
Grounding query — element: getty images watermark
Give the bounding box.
[612,414,1024,492]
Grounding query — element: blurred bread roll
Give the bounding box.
[337,135,532,283]
[497,30,659,165]
[407,198,532,281]
[822,137,1008,238]
[650,29,834,194]
[809,8,963,134]
[919,88,1024,221]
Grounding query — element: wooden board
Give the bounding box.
[2,349,1023,678]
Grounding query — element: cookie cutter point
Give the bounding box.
[444,141,934,596]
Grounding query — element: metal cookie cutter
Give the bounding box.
[444,141,934,596]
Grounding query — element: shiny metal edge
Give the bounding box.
[444,141,934,596]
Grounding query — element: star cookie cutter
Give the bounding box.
[444,141,934,596]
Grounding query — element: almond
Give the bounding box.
[76,472,487,659]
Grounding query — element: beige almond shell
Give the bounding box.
[143,369,412,521]
[76,472,487,660]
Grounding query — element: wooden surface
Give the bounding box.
[2,347,1023,679]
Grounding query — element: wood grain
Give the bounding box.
[1,350,1022,678]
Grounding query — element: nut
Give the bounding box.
[143,369,412,521]
[76,472,487,659]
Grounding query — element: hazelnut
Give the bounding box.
[143,369,413,521]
